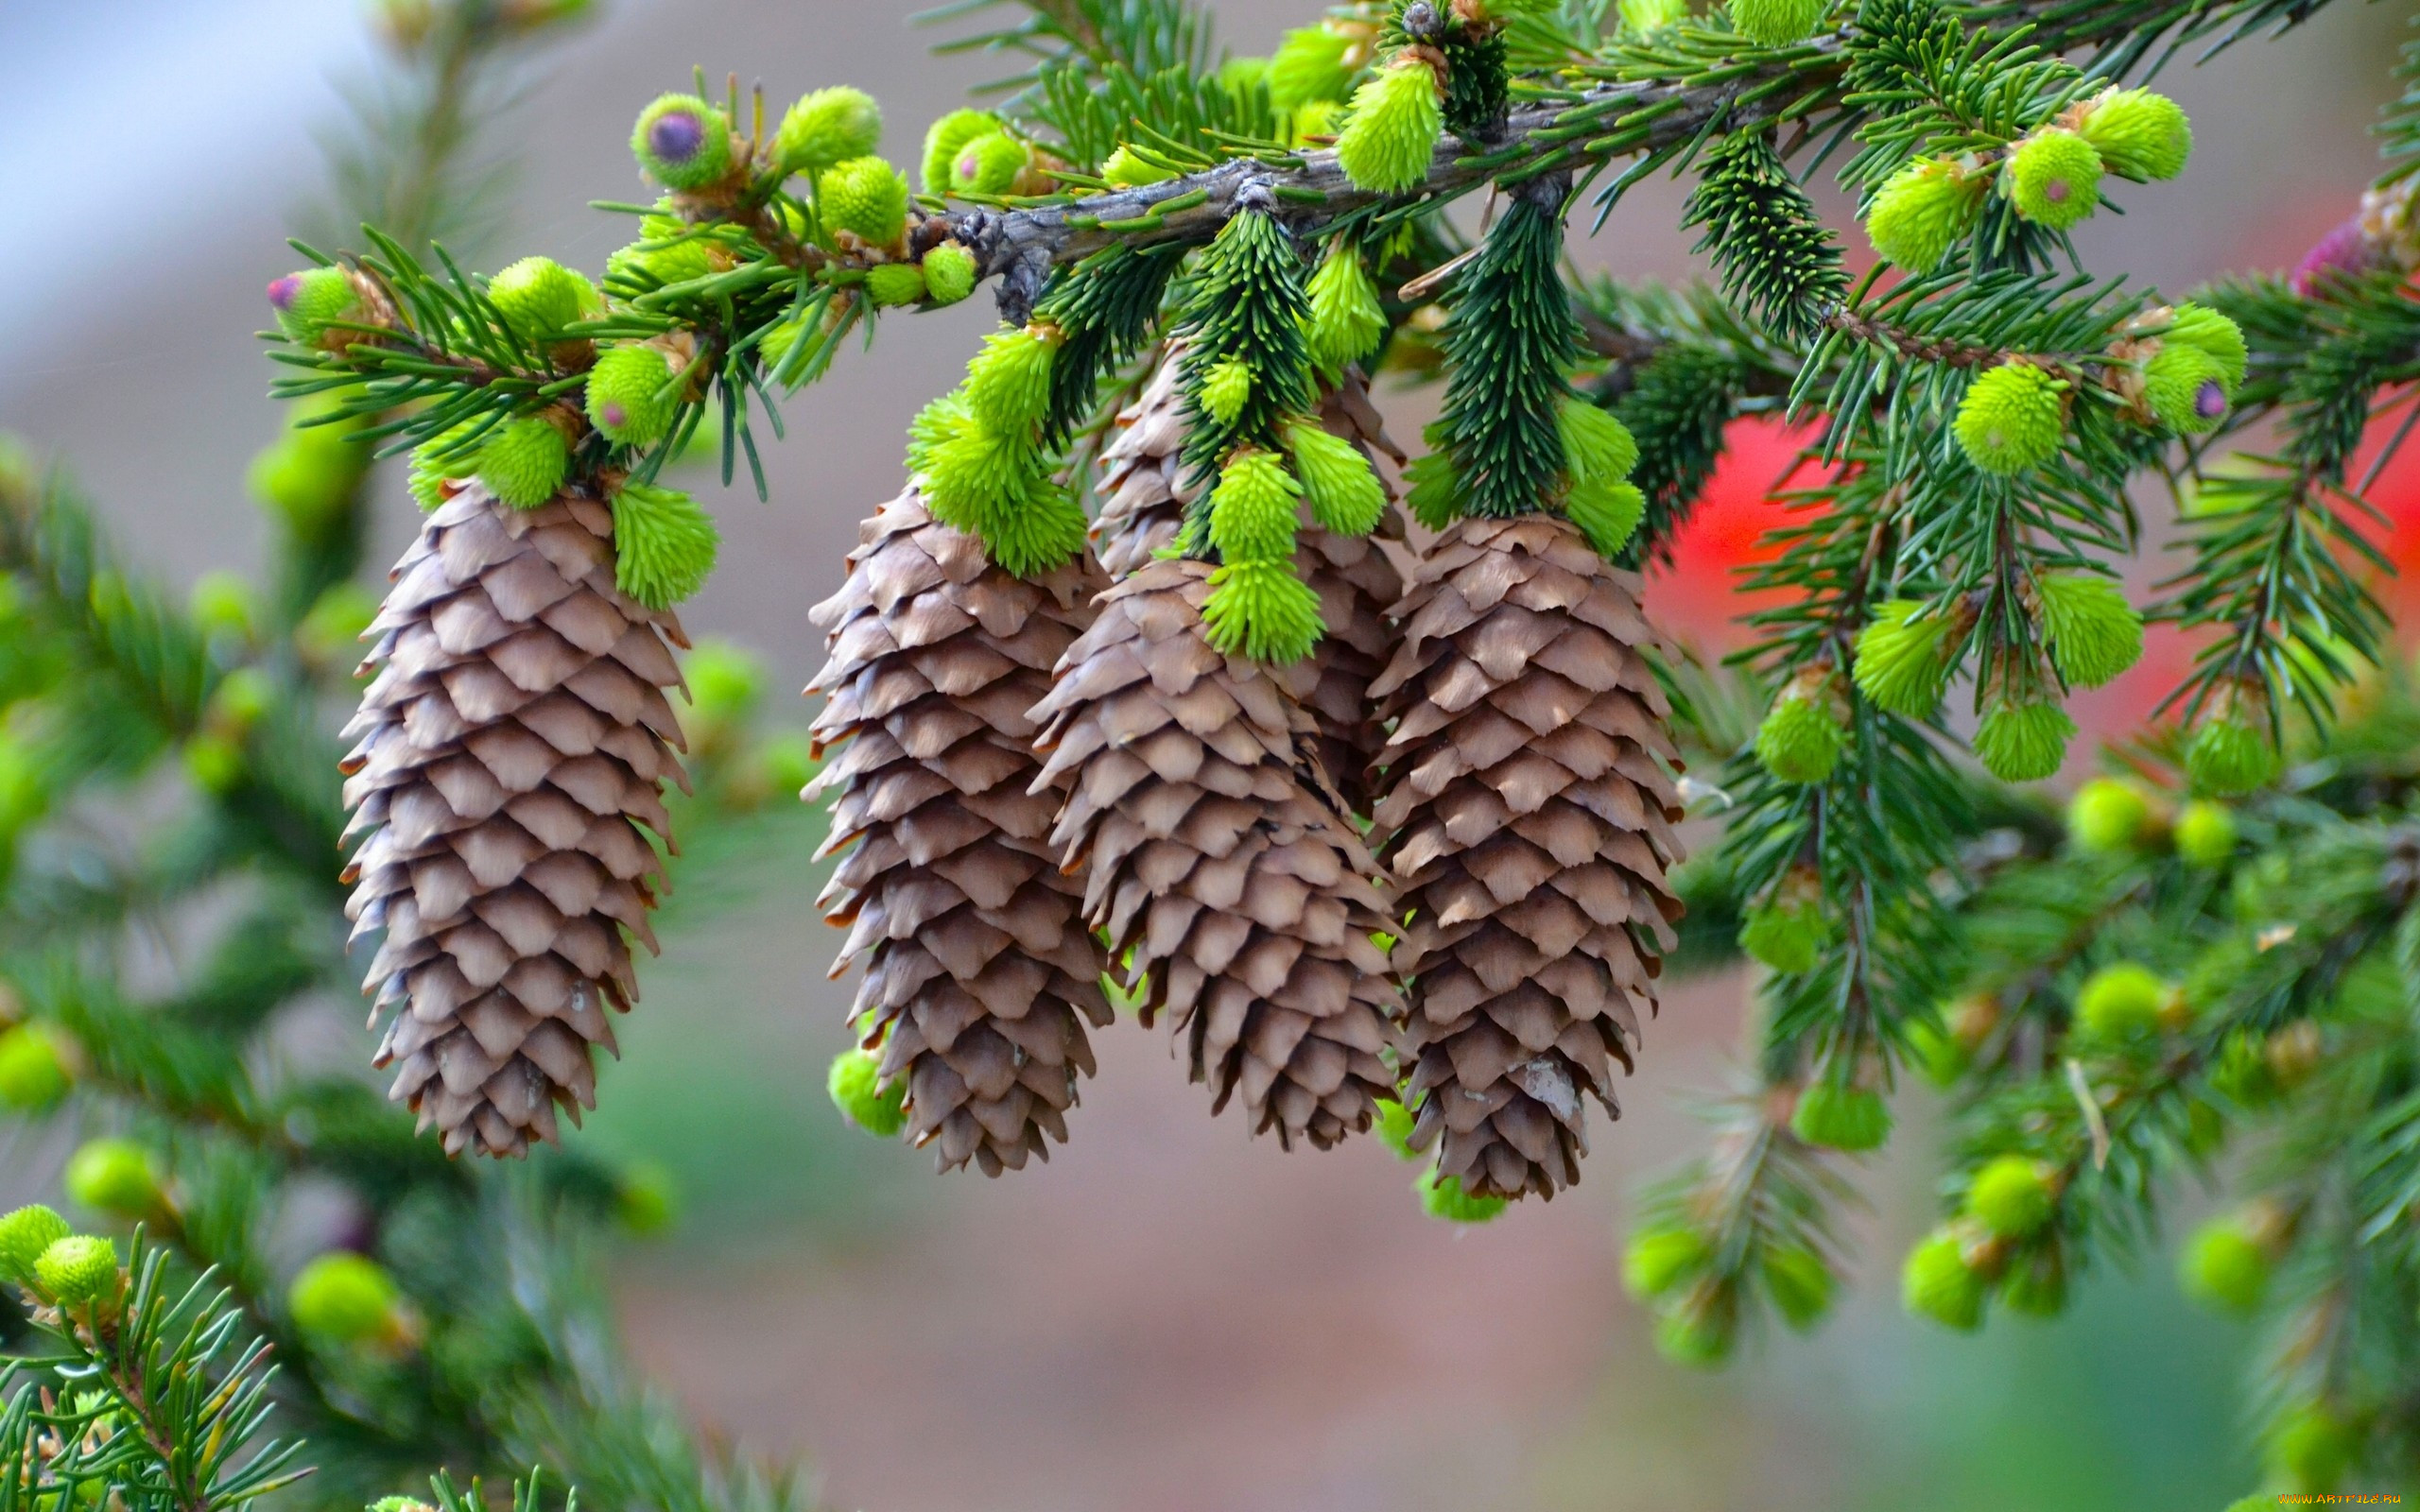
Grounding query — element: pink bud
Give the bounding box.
[2291,215,2375,297]
[268,274,303,311]
[648,109,705,166]
[2195,380,2226,421]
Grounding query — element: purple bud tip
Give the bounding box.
[2195,380,2227,420]
[2045,180,2069,202]
[600,401,628,428]
[2291,215,2375,297]
[957,151,981,180]
[648,109,705,165]
[268,274,302,311]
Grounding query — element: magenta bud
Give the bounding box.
[2045,180,2069,203]
[2291,215,2375,297]
[599,401,629,429]
[648,110,705,165]
[268,274,302,310]
[2195,380,2227,421]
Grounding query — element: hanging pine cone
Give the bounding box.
[1372,513,1685,1200]
[1028,558,1400,1147]
[1090,342,1198,578]
[805,484,1114,1175]
[341,482,688,1158]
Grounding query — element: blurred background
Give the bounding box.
[0,2,2409,1507]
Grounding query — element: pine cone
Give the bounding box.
[1029,558,1400,1148]
[805,485,1113,1176]
[341,483,688,1158]
[1089,342,1198,578]
[1372,515,1686,1200]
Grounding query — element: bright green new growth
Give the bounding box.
[921,108,999,193]
[2165,301,2247,390]
[2188,713,2279,795]
[407,422,478,510]
[1755,684,1843,783]
[586,343,682,446]
[1866,158,1983,271]
[487,256,594,341]
[1739,892,1833,973]
[610,482,718,610]
[1101,146,1177,186]
[475,416,571,508]
[2145,341,2229,434]
[1731,0,1827,46]
[866,263,927,307]
[0,1205,70,1283]
[2035,572,2143,687]
[1206,449,1303,563]
[1565,479,1647,557]
[1305,240,1387,378]
[1791,1080,1892,1150]
[1374,1098,1417,1159]
[289,1251,404,1342]
[1559,399,1641,485]
[1622,0,1692,29]
[2173,799,2238,866]
[1763,1245,1837,1329]
[949,131,1029,195]
[2075,961,2169,1040]
[1336,60,1443,195]
[1283,419,1385,535]
[820,155,910,245]
[1965,1155,2056,1236]
[1404,450,1459,533]
[2067,777,2152,850]
[776,86,881,174]
[2271,1408,2360,1494]
[35,1235,118,1306]
[826,1047,908,1138]
[0,1023,69,1110]
[1201,358,1253,427]
[631,93,731,189]
[964,326,1058,433]
[1270,24,1357,109]
[1416,1169,1508,1224]
[2080,87,2192,181]
[913,397,1088,577]
[1902,1229,1986,1330]
[1974,697,2075,782]
[2005,129,2103,230]
[1201,559,1324,662]
[922,243,978,305]
[2180,1216,2272,1315]
[1955,363,2068,474]
[65,1137,161,1216]
[272,266,362,345]
[1852,599,1952,715]
[1623,1226,1709,1298]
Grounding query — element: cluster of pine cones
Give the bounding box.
[341,351,1685,1205]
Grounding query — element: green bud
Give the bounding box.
[776,86,881,175]
[2035,572,2144,687]
[1201,559,1325,663]
[865,263,927,307]
[1284,420,1385,536]
[1866,158,1984,272]
[1336,60,1443,196]
[1964,1154,2057,1237]
[2172,799,2237,867]
[947,131,1029,197]
[1208,451,1305,564]
[587,344,683,447]
[965,326,1058,434]
[1905,1015,1969,1088]
[2066,777,2152,851]
[0,1205,70,1284]
[610,482,719,610]
[1201,358,1253,428]
[1620,0,1691,29]
[2074,961,2169,1041]
[631,94,732,190]
[288,1251,404,1343]
[1305,241,1387,379]
[1791,1079,1892,1151]
[615,1160,680,1236]
[1291,100,1344,146]
[486,256,595,342]
[1731,0,1826,46]
[1218,56,1270,102]
[921,109,1001,194]
[2078,87,2191,181]
[1565,479,1647,558]
[1558,399,1640,486]
[298,582,380,666]
[1404,447,1460,533]
[2179,1216,2271,1317]
[2005,129,2102,230]
[1955,363,2068,474]
[64,1137,161,1218]
[1739,892,1832,975]
[1851,599,1952,716]
[827,1045,908,1137]
[922,243,978,306]
[680,640,764,728]
[1270,25,1357,109]
[1754,679,1844,784]
[1651,1297,1736,1366]
[1901,1228,1987,1331]
[2144,341,2229,435]
[406,422,480,510]
[2163,302,2246,392]
[189,570,256,643]
[2269,1405,2359,1495]
[35,1235,119,1307]
[1100,146,1176,187]
[1998,1248,2069,1316]
[268,266,362,347]
[475,415,571,509]
[820,156,911,245]
[1414,1169,1506,1225]
[1974,697,2075,783]
[757,731,819,799]
[2187,713,2278,797]
[1622,1226,1708,1300]
[1374,1097,1418,1160]
[1762,1244,1837,1329]
[0,1023,72,1111]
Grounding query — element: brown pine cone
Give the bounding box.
[1372,514,1686,1201]
[805,485,1113,1176]
[341,482,688,1158]
[1029,558,1400,1148]
[1088,341,1197,579]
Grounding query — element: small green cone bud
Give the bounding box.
[1755,679,1844,784]
[1739,893,1832,974]
[1851,599,1952,716]
[776,86,881,175]
[1558,399,1640,486]
[1336,60,1443,195]
[1621,0,1691,30]
[1283,419,1385,536]
[1901,1228,1987,1330]
[298,583,378,667]
[1219,56,1270,102]
[407,423,479,510]
[1565,479,1647,558]
[2078,87,2191,181]
[820,155,911,245]
[1201,559,1324,662]
[2005,129,2103,230]
[1201,359,1253,428]
[268,266,362,348]
[1374,1098,1418,1160]
[289,1252,404,1343]
[609,225,716,288]
[64,1137,162,1218]
[1207,450,1305,564]
[1270,25,1357,109]
[2270,1405,2359,1495]
[0,1205,70,1284]
[680,640,764,739]
[1866,158,1983,272]
[2173,799,2237,866]
[1762,1244,1837,1329]
[35,1235,118,1307]
[1731,0,1826,46]
[2163,302,2246,392]
[1622,1226,1709,1299]
[965,326,1058,434]
[631,94,731,190]
[1291,100,1344,146]
[2075,961,2169,1041]
[615,1160,680,1236]
[865,263,927,307]
[1097,147,1168,188]
[922,109,1000,194]
[586,344,683,447]
[1998,1248,2068,1316]
[1964,1155,2057,1237]
[2035,572,2143,687]
[1305,241,1387,378]
[2179,1216,2272,1316]
[948,131,1029,196]
[1975,697,2075,783]
[610,482,718,610]
[1906,1015,1968,1088]
[487,256,594,342]
[2187,713,2278,796]
[1414,1169,1507,1224]
[1955,363,2068,474]
[2145,341,2230,435]
[0,1023,70,1111]
[1791,1080,1892,1151]
[1404,448,1460,533]
[2066,777,2153,851]
[921,243,978,306]
[827,1046,908,1137]
[757,730,819,799]
[475,415,571,509]
[190,571,257,642]
[1652,1297,1736,1366]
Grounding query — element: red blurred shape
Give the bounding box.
[1643,415,1830,651]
